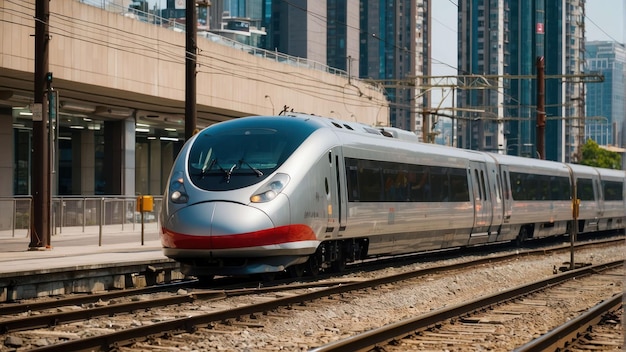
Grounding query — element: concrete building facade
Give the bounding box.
[0,0,389,198]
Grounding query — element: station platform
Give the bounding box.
[0,226,168,274]
[0,226,181,301]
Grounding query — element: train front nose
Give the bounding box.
[161,201,275,250]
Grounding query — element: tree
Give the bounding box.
[579,139,622,169]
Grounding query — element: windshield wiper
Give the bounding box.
[208,159,234,183]
[225,164,237,183]
[201,158,217,177]
[239,159,264,177]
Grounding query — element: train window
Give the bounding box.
[502,170,510,200]
[346,164,360,201]
[344,158,469,203]
[407,166,431,202]
[473,169,482,200]
[358,167,383,201]
[577,178,595,201]
[557,177,571,200]
[495,174,502,203]
[187,119,316,191]
[429,169,442,201]
[510,172,570,201]
[480,170,488,201]
[603,181,624,201]
[383,167,405,201]
[511,173,523,200]
[449,169,470,202]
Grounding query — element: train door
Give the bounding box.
[468,161,494,244]
[326,147,347,237]
[594,177,604,220]
[499,165,514,236]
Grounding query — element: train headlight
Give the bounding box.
[250,173,290,203]
[169,171,189,204]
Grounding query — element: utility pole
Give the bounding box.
[536,56,546,160]
[421,109,430,143]
[185,0,198,140]
[30,0,51,249]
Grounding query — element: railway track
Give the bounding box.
[0,279,359,334]
[2,236,617,315]
[0,281,196,317]
[0,237,620,351]
[517,293,623,351]
[312,260,623,351]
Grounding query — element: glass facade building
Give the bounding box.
[258,0,431,133]
[457,0,587,162]
[585,41,626,147]
[358,0,431,132]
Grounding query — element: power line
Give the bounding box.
[583,10,622,43]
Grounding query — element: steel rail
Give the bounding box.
[309,260,624,352]
[515,293,623,352]
[0,280,196,316]
[0,280,358,334]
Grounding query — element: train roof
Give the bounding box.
[282,113,486,159]
[242,114,625,177]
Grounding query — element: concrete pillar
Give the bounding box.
[0,108,14,230]
[0,108,13,197]
[122,118,135,197]
[149,139,161,195]
[103,121,122,194]
[103,119,135,196]
[73,129,95,195]
[135,142,149,195]
[161,142,175,193]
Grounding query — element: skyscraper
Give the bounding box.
[359,0,431,131]
[457,0,508,153]
[457,0,586,162]
[259,0,430,133]
[585,41,626,147]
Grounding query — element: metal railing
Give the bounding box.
[0,195,161,238]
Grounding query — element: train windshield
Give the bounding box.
[187,122,313,191]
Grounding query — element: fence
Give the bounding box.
[0,196,162,238]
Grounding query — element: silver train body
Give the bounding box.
[160,114,626,277]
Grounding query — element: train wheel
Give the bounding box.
[330,250,346,273]
[253,272,276,282]
[516,226,529,246]
[306,255,321,277]
[287,264,305,278]
[195,275,215,285]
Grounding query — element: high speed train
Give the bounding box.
[160,113,625,278]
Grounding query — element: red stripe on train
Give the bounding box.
[161,224,317,249]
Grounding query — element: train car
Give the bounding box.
[160,113,625,278]
[595,167,626,231]
[489,154,574,243]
